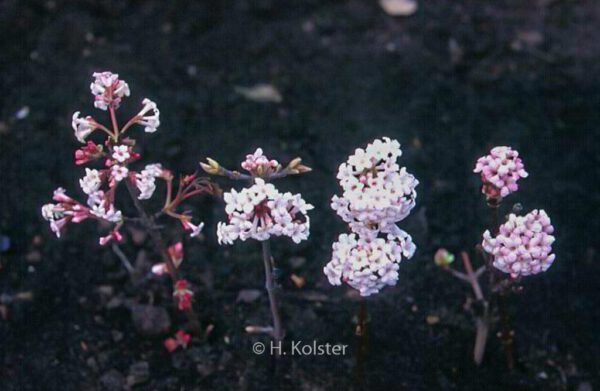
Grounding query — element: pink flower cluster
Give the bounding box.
[325,138,418,296]
[90,71,131,110]
[474,146,528,200]
[331,137,418,237]
[241,148,279,174]
[217,178,313,244]
[323,227,416,296]
[482,209,555,278]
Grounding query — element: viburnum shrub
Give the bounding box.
[201,148,312,350]
[41,72,218,346]
[435,146,556,368]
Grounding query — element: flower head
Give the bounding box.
[323,227,416,296]
[90,72,130,110]
[217,178,313,244]
[474,146,528,200]
[41,188,91,238]
[482,209,555,278]
[331,138,418,236]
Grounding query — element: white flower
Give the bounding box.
[182,220,204,238]
[323,228,415,296]
[71,112,96,143]
[112,145,130,163]
[142,163,163,177]
[137,98,160,133]
[111,165,129,182]
[90,72,130,110]
[79,168,102,195]
[217,178,312,244]
[41,203,65,221]
[88,192,123,223]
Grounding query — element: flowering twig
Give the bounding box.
[204,148,313,349]
[42,72,214,343]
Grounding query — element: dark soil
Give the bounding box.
[1,0,599,390]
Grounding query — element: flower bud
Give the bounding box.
[434,248,455,268]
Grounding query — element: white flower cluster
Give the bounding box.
[482,209,555,278]
[325,138,418,296]
[87,191,122,223]
[217,178,313,245]
[331,137,418,236]
[324,227,416,296]
[90,71,130,110]
[135,163,163,200]
[79,168,102,195]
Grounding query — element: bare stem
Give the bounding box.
[124,181,201,333]
[354,298,369,387]
[261,240,284,349]
[486,199,516,370]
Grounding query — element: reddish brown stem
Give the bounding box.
[125,181,201,334]
[486,199,516,370]
[261,240,284,351]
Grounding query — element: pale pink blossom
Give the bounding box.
[474,146,528,199]
[137,98,160,133]
[110,165,129,182]
[181,220,204,238]
[99,227,123,246]
[482,209,555,278]
[111,145,130,163]
[135,163,163,200]
[323,227,416,296]
[217,178,313,245]
[90,72,130,110]
[72,112,97,143]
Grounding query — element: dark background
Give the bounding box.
[1,0,599,389]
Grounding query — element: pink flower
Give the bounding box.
[152,242,184,276]
[42,189,92,238]
[99,228,123,246]
[474,146,528,200]
[72,112,98,143]
[110,165,129,182]
[111,145,131,163]
[136,98,160,133]
[90,71,130,110]
[482,209,555,278]
[181,219,204,238]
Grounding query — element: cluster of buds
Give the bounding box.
[474,146,528,200]
[173,279,194,311]
[163,330,192,353]
[324,138,418,296]
[324,227,416,296]
[482,209,555,278]
[41,188,92,238]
